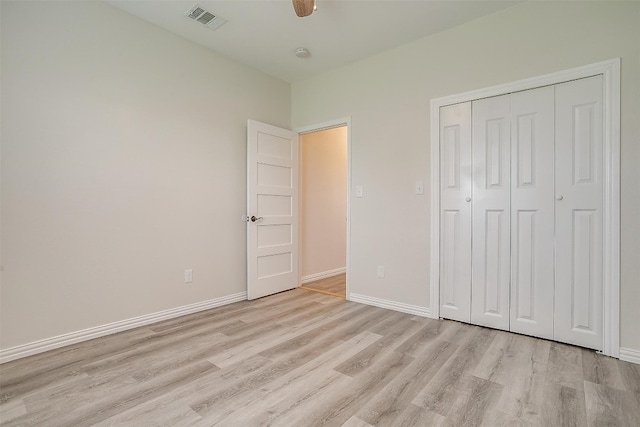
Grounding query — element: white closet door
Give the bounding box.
[471,95,511,331]
[439,102,472,322]
[509,86,555,339]
[555,76,604,350]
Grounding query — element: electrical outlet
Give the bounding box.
[377,265,385,278]
[184,269,193,283]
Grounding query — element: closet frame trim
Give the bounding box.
[429,58,621,358]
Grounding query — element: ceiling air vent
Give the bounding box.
[185,5,227,31]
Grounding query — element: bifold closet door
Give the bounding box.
[554,76,604,350]
[439,102,472,323]
[438,75,605,350]
[471,94,511,331]
[509,86,555,340]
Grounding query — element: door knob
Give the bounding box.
[556,195,564,201]
[250,215,263,222]
[465,197,471,202]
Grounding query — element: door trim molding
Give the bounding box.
[295,117,352,300]
[429,58,621,358]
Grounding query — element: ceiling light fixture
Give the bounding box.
[295,47,311,58]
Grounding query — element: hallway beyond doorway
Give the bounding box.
[300,274,346,298]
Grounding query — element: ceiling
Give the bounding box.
[107,0,521,83]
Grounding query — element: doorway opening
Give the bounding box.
[296,121,350,299]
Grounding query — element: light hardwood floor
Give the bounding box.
[300,274,346,298]
[1,288,639,426]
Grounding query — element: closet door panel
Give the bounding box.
[510,86,555,340]
[471,95,511,331]
[440,102,472,322]
[554,76,603,350]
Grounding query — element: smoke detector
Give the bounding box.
[295,47,311,58]
[185,5,227,31]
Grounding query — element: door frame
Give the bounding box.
[429,59,621,358]
[295,117,352,300]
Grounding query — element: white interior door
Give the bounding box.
[247,120,299,300]
[554,76,604,350]
[439,102,472,322]
[433,60,618,357]
[509,86,555,340]
[471,94,511,331]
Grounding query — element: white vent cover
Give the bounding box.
[185,5,227,31]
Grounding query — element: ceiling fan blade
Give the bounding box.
[292,0,314,17]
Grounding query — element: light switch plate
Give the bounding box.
[356,185,363,198]
[415,180,424,195]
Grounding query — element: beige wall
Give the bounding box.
[2,0,639,356]
[0,1,290,350]
[292,1,640,351]
[300,127,347,278]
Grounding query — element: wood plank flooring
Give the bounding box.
[1,288,639,426]
[300,273,346,298]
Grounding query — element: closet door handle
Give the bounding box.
[465,197,472,202]
[556,195,564,201]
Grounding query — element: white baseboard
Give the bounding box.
[301,267,346,284]
[619,347,640,365]
[349,293,431,318]
[0,292,247,364]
